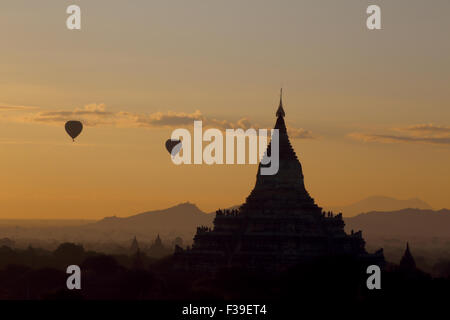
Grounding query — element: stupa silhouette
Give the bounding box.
[176,91,384,271]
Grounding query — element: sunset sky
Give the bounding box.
[1,0,449,219]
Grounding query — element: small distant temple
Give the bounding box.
[130,236,140,254]
[151,234,163,249]
[399,242,416,271]
[175,92,384,271]
[149,234,171,258]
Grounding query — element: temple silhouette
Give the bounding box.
[176,92,384,271]
[400,242,416,271]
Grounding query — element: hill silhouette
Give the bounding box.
[97,202,212,227]
[85,202,214,239]
[328,195,432,216]
[2,202,447,252]
[345,208,450,275]
[91,204,449,240]
[0,203,221,245]
[345,208,450,237]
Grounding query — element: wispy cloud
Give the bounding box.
[288,128,314,139]
[1,103,314,139]
[0,103,39,111]
[0,139,96,147]
[350,124,450,146]
[395,124,450,135]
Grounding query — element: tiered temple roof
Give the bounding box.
[241,90,317,215]
[175,92,384,271]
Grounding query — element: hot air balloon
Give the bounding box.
[65,120,83,142]
[165,139,182,157]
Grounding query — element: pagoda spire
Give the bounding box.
[130,235,139,253]
[241,90,315,214]
[274,88,287,133]
[400,242,416,270]
[276,88,285,118]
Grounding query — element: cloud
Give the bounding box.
[0,103,39,111]
[0,103,313,139]
[199,118,315,139]
[350,124,450,146]
[133,110,204,128]
[288,128,314,139]
[395,124,450,135]
[15,104,204,128]
[0,139,96,147]
[28,104,114,126]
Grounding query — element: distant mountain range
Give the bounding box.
[86,198,445,241]
[345,208,450,238]
[86,202,214,240]
[1,198,447,245]
[327,196,432,216]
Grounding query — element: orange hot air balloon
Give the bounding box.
[65,121,83,142]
